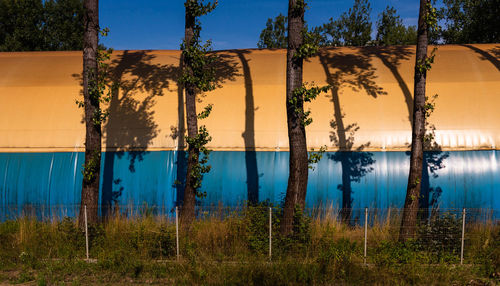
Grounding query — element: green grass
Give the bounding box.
[0,206,498,285]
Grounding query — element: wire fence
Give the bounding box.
[1,204,498,264]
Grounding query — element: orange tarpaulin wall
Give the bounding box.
[1,44,499,152]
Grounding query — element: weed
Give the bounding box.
[0,208,497,284]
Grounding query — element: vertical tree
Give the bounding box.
[0,0,44,51]
[282,0,307,236]
[376,6,417,46]
[281,0,329,235]
[319,0,372,46]
[0,0,83,51]
[180,0,218,226]
[440,0,500,44]
[78,0,100,226]
[257,13,288,49]
[43,0,84,50]
[400,0,437,241]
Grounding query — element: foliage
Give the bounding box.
[293,29,324,59]
[186,126,212,196]
[181,0,218,197]
[257,13,287,49]
[308,146,326,170]
[180,0,218,93]
[258,1,434,49]
[244,202,280,255]
[81,149,101,182]
[0,0,83,51]
[439,0,500,44]
[376,6,417,45]
[416,213,461,260]
[74,29,114,183]
[425,2,440,34]
[42,0,84,50]
[424,94,438,119]
[244,204,314,257]
[184,0,217,18]
[289,83,330,126]
[416,41,447,152]
[257,5,321,54]
[91,48,114,125]
[416,47,438,74]
[373,240,427,266]
[422,93,440,150]
[288,205,312,246]
[318,0,372,46]
[180,41,218,92]
[245,205,270,254]
[197,104,213,120]
[471,228,500,278]
[0,0,44,51]
[75,29,115,127]
[0,215,498,284]
[317,238,358,274]
[291,0,307,16]
[259,1,471,48]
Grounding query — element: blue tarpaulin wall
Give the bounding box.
[1,150,499,219]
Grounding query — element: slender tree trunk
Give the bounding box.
[281,0,307,235]
[175,56,187,207]
[78,0,100,227]
[180,5,197,226]
[400,0,429,241]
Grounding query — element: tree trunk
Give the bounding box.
[281,0,307,235]
[180,4,197,226]
[400,0,429,241]
[175,55,187,208]
[78,0,100,228]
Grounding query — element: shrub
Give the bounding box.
[317,238,358,277]
[244,201,279,255]
[373,240,429,266]
[151,224,176,258]
[56,217,84,259]
[472,228,500,279]
[276,205,312,256]
[417,213,461,262]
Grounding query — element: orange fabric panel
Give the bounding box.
[0,44,499,152]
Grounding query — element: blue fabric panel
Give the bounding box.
[101,151,177,209]
[0,150,499,219]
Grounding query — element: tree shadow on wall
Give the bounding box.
[417,129,449,222]
[370,46,414,123]
[490,46,500,59]
[102,50,179,215]
[367,46,449,220]
[462,44,500,72]
[172,51,240,207]
[233,50,260,205]
[318,48,385,224]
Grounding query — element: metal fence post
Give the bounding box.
[84,205,89,261]
[269,207,272,261]
[364,207,368,265]
[175,206,179,261]
[460,208,466,265]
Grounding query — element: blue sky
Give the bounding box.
[100,0,421,51]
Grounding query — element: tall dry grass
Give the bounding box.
[0,204,498,284]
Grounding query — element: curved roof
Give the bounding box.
[0,44,499,152]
